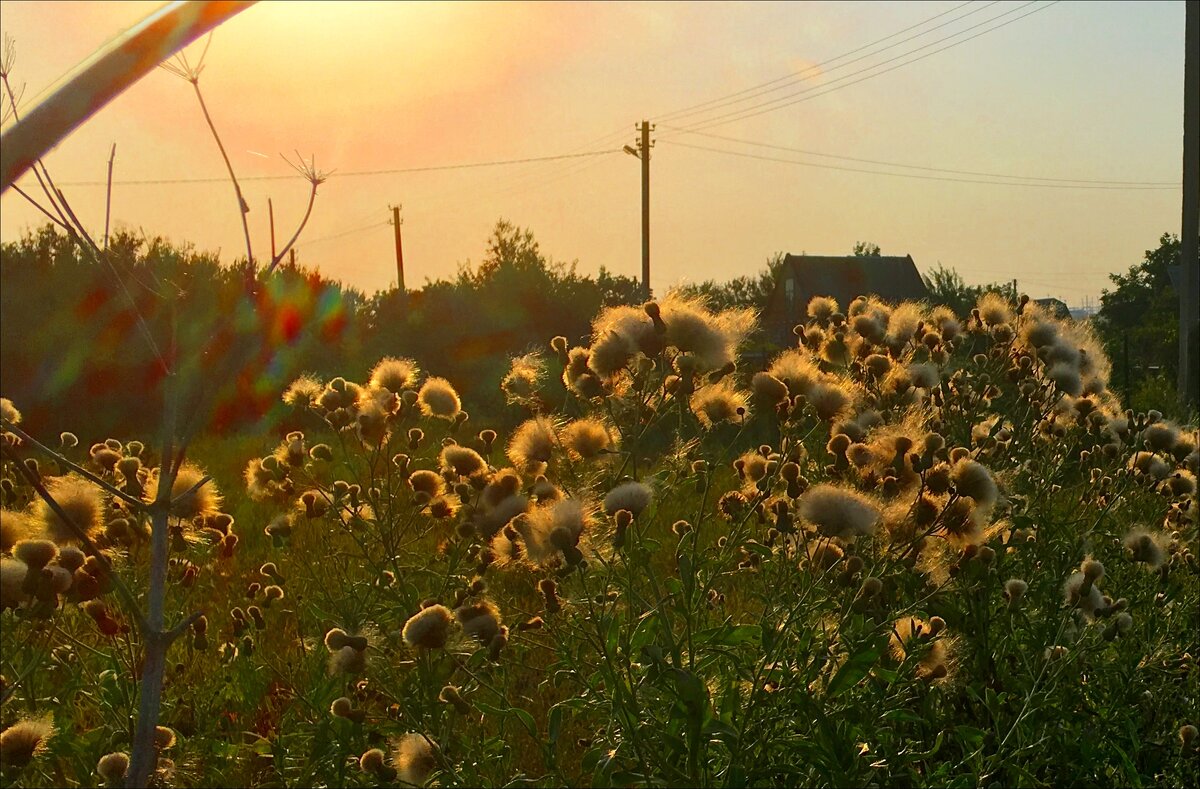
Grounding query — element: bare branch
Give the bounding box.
[1,442,148,634]
[8,183,72,231]
[184,74,254,268]
[1,420,147,510]
[164,610,205,643]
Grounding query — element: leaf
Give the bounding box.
[954,725,985,750]
[547,704,564,747]
[881,708,926,724]
[511,707,537,738]
[697,624,761,648]
[826,642,883,698]
[677,552,695,597]
[628,612,659,655]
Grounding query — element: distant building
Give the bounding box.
[761,253,929,347]
[1033,297,1071,319]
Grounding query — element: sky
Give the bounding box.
[0,0,1187,306]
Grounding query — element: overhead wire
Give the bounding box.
[51,148,621,187]
[663,1,1058,134]
[659,127,1177,186]
[656,0,998,124]
[662,138,1177,190]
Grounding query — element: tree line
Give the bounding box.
[0,222,1189,439]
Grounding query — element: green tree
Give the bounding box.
[852,241,881,257]
[362,219,640,417]
[1095,232,1192,410]
[675,252,784,313]
[921,263,1018,318]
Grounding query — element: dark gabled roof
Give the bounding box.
[1033,297,1071,319]
[776,253,929,307]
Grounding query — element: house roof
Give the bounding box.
[774,254,929,309]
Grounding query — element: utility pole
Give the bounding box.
[625,121,654,299]
[268,198,276,262]
[391,204,406,293]
[1180,0,1199,406]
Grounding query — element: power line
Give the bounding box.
[662,127,1177,186]
[51,148,621,187]
[666,1,1058,134]
[663,138,1178,190]
[295,220,389,247]
[657,0,999,124]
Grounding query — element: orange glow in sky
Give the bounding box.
[0,1,1186,305]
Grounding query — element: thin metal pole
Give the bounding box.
[1180,0,1199,406]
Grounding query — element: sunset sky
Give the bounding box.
[0,0,1186,304]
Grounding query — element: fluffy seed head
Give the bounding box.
[455,599,502,644]
[976,292,1013,326]
[440,445,486,478]
[797,484,881,538]
[1047,363,1083,397]
[807,296,838,323]
[0,398,20,425]
[1063,572,1104,617]
[154,726,176,750]
[1,558,27,608]
[408,470,444,499]
[1003,578,1028,604]
[768,349,822,396]
[417,377,462,420]
[1123,528,1166,569]
[327,645,367,676]
[402,604,454,650]
[359,748,387,774]
[603,481,653,517]
[282,375,324,408]
[908,362,940,390]
[806,379,857,422]
[501,353,544,402]
[520,499,594,566]
[391,733,438,788]
[167,463,222,520]
[750,372,789,406]
[0,716,54,768]
[690,380,749,428]
[658,294,755,372]
[32,474,105,544]
[507,417,559,472]
[97,751,129,783]
[13,539,57,569]
[1,510,36,554]
[369,357,420,393]
[950,459,999,507]
[561,419,615,460]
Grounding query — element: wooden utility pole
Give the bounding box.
[268,198,276,262]
[391,204,406,293]
[1180,0,1199,406]
[625,121,654,299]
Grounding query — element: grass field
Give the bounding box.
[2,292,1197,787]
